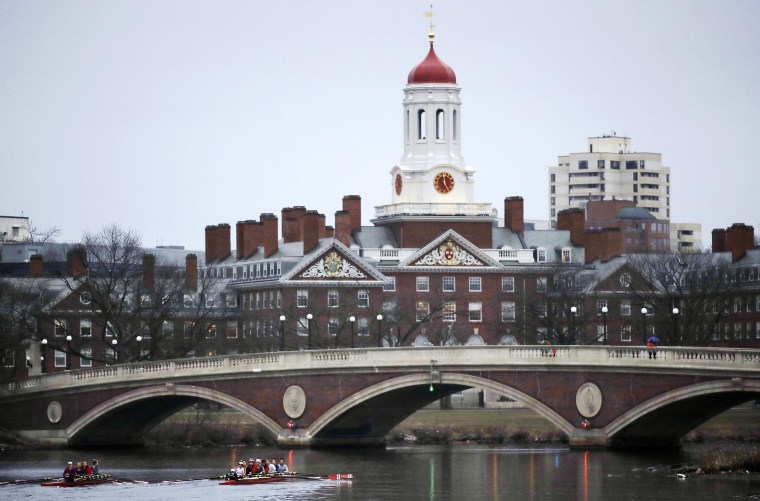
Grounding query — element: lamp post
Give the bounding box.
[641,307,648,343]
[376,314,383,347]
[349,315,356,348]
[279,315,286,351]
[672,307,679,342]
[40,338,47,373]
[306,313,313,350]
[111,338,118,364]
[65,335,72,370]
[569,306,577,343]
[136,335,143,362]
[601,306,608,345]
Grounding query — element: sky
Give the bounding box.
[1,0,759,251]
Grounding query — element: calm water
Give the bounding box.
[1,444,758,500]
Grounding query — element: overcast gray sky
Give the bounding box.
[1,0,758,251]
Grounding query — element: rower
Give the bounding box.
[278,458,289,473]
[63,461,77,483]
[234,461,246,477]
[91,459,99,474]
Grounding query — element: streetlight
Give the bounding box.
[349,316,356,348]
[641,307,648,344]
[672,307,679,342]
[306,313,313,350]
[40,338,47,373]
[65,335,72,370]
[569,306,577,343]
[279,315,286,351]
[376,314,383,347]
[136,335,143,362]
[601,306,608,345]
[111,338,118,364]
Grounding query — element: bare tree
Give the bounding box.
[24,220,61,243]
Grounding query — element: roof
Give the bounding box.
[407,41,457,85]
[618,207,657,220]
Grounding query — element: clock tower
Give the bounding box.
[373,32,495,247]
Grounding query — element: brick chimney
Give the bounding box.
[185,254,198,290]
[335,210,352,247]
[66,247,87,279]
[290,206,307,241]
[142,254,155,290]
[711,228,727,253]
[725,223,755,262]
[260,213,279,257]
[318,213,327,239]
[303,210,321,254]
[282,217,299,244]
[204,224,231,264]
[504,196,524,233]
[343,195,362,233]
[236,220,262,259]
[29,254,44,278]
[584,228,624,263]
[325,225,335,238]
[557,208,586,247]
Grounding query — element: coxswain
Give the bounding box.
[235,461,246,477]
[91,459,99,474]
[63,461,78,483]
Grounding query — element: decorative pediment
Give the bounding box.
[400,230,501,269]
[301,250,367,279]
[281,240,388,284]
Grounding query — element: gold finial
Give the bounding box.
[423,4,435,43]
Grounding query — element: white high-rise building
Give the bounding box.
[548,135,671,227]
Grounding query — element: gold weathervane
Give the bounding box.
[423,4,435,42]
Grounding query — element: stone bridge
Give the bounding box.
[1,346,759,449]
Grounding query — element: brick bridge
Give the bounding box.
[1,346,759,449]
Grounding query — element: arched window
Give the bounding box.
[436,109,445,140]
[452,109,457,141]
[417,109,426,140]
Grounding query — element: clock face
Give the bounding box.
[433,172,454,194]
[395,174,403,195]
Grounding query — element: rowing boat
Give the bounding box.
[40,474,115,487]
[218,472,353,485]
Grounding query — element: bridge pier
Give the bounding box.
[568,429,610,449]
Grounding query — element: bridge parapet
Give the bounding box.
[3,345,759,397]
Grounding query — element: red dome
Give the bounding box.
[407,42,457,84]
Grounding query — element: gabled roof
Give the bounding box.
[398,229,502,270]
[280,239,387,285]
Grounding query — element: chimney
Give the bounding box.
[335,210,352,246]
[142,254,155,290]
[290,206,307,241]
[260,213,279,258]
[185,254,198,290]
[584,228,624,263]
[725,223,755,262]
[325,225,335,238]
[283,217,299,243]
[236,220,262,259]
[205,224,231,264]
[303,210,321,254]
[318,213,327,239]
[504,196,524,233]
[557,208,586,247]
[29,254,44,278]
[711,228,727,253]
[66,247,87,279]
[343,195,362,233]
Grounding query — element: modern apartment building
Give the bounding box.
[548,135,671,227]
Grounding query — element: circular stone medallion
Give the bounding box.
[47,401,63,424]
[282,385,307,419]
[575,382,603,418]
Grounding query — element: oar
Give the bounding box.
[0,477,57,486]
[287,472,354,481]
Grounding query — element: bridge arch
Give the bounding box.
[604,379,760,447]
[306,373,575,444]
[66,384,281,446]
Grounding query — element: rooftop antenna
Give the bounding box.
[423,4,435,42]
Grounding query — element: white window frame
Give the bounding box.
[536,277,547,293]
[502,276,515,293]
[468,302,482,322]
[443,302,456,323]
[226,321,238,339]
[297,317,308,337]
[328,290,339,308]
[597,299,608,314]
[442,276,456,292]
[79,347,92,368]
[297,290,309,308]
[358,290,369,308]
[54,349,66,368]
[621,324,632,342]
[358,317,369,336]
[469,276,482,292]
[416,301,429,322]
[54,319,66,337]
[621,301,631,316]
[537,248,547,263]
[328,317,340,337]
[80,319,92,337]
[383,277,396,292]
[162,320,174,339]
[416,276,430,292]
[501,301,516,322]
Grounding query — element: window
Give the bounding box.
[226,294,237,308]
[383,301,398,322]
[469,277,482,292]
[183,294,194,308]
[756,295,760,311]
[551,174,555,182]
[416,276,429,292]
[536,277,547,293]
[79,292,92,305]
[442,276,456,292]
[162,321,173,339]
[205,296,216,308]
[297,317,309,337]
[297,290,309,308]
[621,324,632,342]
[358,290,369,308]
[54,319,66,337]
[80,319,92,337]
[435,109,445,140]
[621,301,631,316]
[206,323,217,338]
[358,317,369,336]
[536,248,547,263]
[183,321,194,338]
[597,300,608,314]
[383,277,396,292]
[80,347,92,368]
[416,301,429,322]
[226,321,238,339]
[756,321,760,339]
[501,301,516,322]
[417,109,426,140]
[443,302,456,322]
[597,160,605,169]
[469,302,482,322]
[2,350,13,368]
[54,350,66,368]
[328,290,339,308]
[561,248,571,263]
[625,160,638,170]
[502,276,515,292]
[578,160,588,170]
[610,160,620,170]
[733,297,741,313]
[328,317,340,337]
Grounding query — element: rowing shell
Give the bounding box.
[41,475,115,487]
[219,473,353,485]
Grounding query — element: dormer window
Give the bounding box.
[537,248,547,263]
[561,248,572,263]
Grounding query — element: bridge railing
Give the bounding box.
[3,345,759,396]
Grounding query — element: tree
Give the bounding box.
[24,220,61,243]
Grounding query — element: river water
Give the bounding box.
[1,444,758,500]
